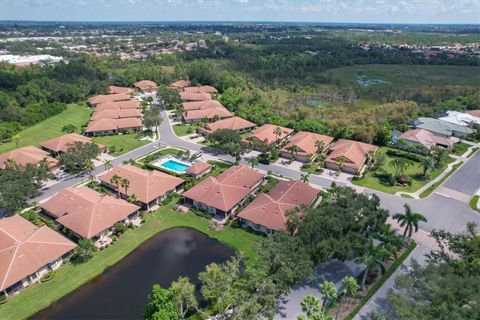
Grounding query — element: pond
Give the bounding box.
[32,227,235,320]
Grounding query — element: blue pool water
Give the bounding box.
[161,159,190,173]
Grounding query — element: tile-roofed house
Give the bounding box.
[439,111,480,128]
[414,117,473,138]
[186,161,213,178]
[0,215,76,296]
[85,118,143,136]
[95,100,141,111]
[99,164,184,209]
[180,92,212,102]
[134,80,158,92]
[40,187,140,240]
[169,80,191,89]
[41,133,104,156]
[238,180,320,234]
[91,108,142,121]
[182,100,224,111]
[325,139,379,174]
[198,117,256,135]
[280,131,334,162]
[182,106,233,123]
[108,85,133,94]
[87,93,131,107]
[183,165,264,219]
[398,129,453,153]
[0,146,59,169]
[183,86,218,94]
[246,124,294,147]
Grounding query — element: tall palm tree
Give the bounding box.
[300,295,322,317]
[85,160,95,181]
[314,140,325,154]
[285,209,302,236]
[419,156,435,176]
[336,276,360,319]
[289,144,299,161]
[300,173,310,184]
[393,204,427,239]
[319,281,337,310]
[336,156,346,173]
[274,126,282,144]
[103,160,113,172]
[389,158,413,178]
[248,157,259,169]
[120,178,130,197]
[375,226,403,259]
[110,174,121,197]
[355,237,389,289]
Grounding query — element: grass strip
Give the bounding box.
[419,162,463,198]
[470,195,479,211]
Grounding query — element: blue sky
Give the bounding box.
[1,0,479,24]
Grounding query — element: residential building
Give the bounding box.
[238,180,320,234]
[185,161,212,178]
[398,129,453,153]
[95,100,141,111]
[280,131,334,162]
[325,139,379,174]
[99,164,184,210]
[134,80,158,93]
[41,133,105,156]
[182,99,225,111]
[414,117,474,138]
[108,85,133,94]
[40,187,140,241]
[169,79,191,89]
[439,111,480,128]
[182,106,232,123]
[0,215,76,296]
[91,108,142,121]
[0,146,59,169]
[183,165,264,219]
[179,92,212,102]
[85,118,143,136]
[183,86,218,94]
[87,93,131,107]
[245,124,294,147]
[198,116,256,135]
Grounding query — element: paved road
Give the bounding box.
[443,151,480,195]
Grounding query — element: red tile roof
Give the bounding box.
[0,215,76,291]
[108,86,133,94]
[0,146,59,169]
[465,110,480,118]
[180,92,212,101]
[85,118,143,133]
[326,139,378,171]
[281,131,334,157]
[182,107,232,122]
[247,124,294,145]
[183,165,264,213]
[399,129,453,150]
[41,187,139,239]
[238,180,319,232]
[185,161,212,176]
[182,100,224,111]
[134,80,158,92]
[169,80,191,89]
[200,117,255,134]
[183,86,218,94]
[41,133,95,153]
[95,100,141,111]
[87,93,131,105]
[99,164,184,204]
[91,108,142,120]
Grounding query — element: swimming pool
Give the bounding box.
[161,159,190,173]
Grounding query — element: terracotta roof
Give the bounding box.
[169,80,191,89]
[0,215,76,291]
[247,124,294,145]
[85,118,143,133]
[87,93,131,105]
[186,161,212,175]
[134,80,158,91]
[41,134,94,153]
[0,146,59,169]
[281,131,334,157]
[183,86,218,94]
[238,180,319,232]
[465,110,480,117]
[183,165,264,213]
[91,108,142,120]
[200,117,255,134]
[182,107,232,122]
[399,129,453,150]
[326,139,378,171]
[95,100,140,111]
[42,187,140,239]
[99,164,184,204]
[182,100,224,111]
[108,86,133,94]
[180,92,212,101]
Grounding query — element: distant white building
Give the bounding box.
[439,111,480,128]
[0,54,64,66]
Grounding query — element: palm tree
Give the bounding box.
[103,160,113,172]
[419,156,435,176]
[289,144,299,161]
[248,157,259,169]
[110,174,121,197]
[300,295,322,317]
[85,160,95,181]
[389,158,413,178]
[319,281,337,310]
[336,156,346,173]
[127,194,138,204]
[285,208,302,236]
[376,226,403,259]
[336,276,360,318]
[314,140,325,154]
[431,146,449,167]
[393,204,427,239]
[274,126,282,144]
[120,178,130,197]
[300,173,310,184]
[355,237,389,289]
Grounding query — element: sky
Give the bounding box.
[0,0,479,24]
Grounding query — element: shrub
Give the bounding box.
[40,271,56,283]
[113,222,127,236]
[386,149,423,162]
[0,294,8,305]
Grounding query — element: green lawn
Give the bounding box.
[469,195,479,211]
[353,147,455,194]
[466,147,479,158]
[419,162,463,198]
[0,103,92,153]
[172,124,194,136]
[451,142,470,156]
[0,202,260,320]
[93,133,149,156]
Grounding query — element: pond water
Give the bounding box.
[32,227,234,320]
